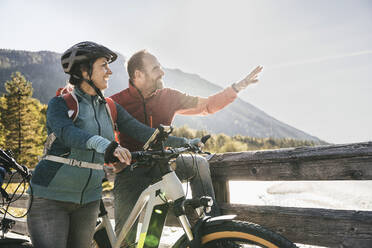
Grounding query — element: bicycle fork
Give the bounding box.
[114,171,195,248]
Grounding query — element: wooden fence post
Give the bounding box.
[212,179,230,203]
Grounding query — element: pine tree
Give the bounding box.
[2,72,46,167]
[0,96,6,148]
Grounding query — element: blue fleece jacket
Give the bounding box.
[31,88,187,204]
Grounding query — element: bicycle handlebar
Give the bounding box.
[0,149,31,181]
[0,149,33,221]
[130,134,211,162]
[0,149,31,203]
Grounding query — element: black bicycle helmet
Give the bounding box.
[61,41,117,74]
[61,41,117,103]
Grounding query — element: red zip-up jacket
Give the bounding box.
[110,84,237,151]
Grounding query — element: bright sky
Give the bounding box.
[1,0,371,144]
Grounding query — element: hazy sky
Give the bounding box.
[1,0,371,144]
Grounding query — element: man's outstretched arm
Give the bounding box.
[177,65,263,115]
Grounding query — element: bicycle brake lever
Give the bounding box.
[130,162,138,171]
[129,160,147,171]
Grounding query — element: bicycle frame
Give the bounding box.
[95,170,194,248]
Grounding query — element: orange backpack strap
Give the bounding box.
[56,84,74,96]
[56,87,65,96]
[105,97,117,127]
[62,92,79,122]
[105,97,119,142]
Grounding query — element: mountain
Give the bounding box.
[0,49,324,143]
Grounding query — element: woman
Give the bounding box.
[27,41,191,248]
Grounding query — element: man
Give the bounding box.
[110,50,263,246]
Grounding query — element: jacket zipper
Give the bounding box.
[80,169,92,204]
[80,98,102,204]
[133,83,149,125]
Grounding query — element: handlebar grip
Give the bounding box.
[201,135,211,144]
[131,151,144,160]
[104,141,120,163]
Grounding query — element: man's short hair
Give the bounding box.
[127,49,149,80]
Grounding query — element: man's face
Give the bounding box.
[141,54,164,92]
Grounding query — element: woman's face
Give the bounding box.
[90,57,112,90]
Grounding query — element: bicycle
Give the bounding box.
[0,149,33,248]
[92,125,298,248]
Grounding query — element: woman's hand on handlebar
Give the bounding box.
[110,145,131,174]
[104,141,131,165]
[113,145,131,165]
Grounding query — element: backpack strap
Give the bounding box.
[62,92,79,122]
[105,97,119,142]
[105,97,117,130]
[56,84,74,96]
[61,93,117,125]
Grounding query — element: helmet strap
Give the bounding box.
[85,60,106,104]
[82,78,106,104]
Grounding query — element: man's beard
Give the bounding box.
[144,74,164,95]
[155,78,164,90]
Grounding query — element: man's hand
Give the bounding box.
[232,65,263,92]
[188,138,203,149]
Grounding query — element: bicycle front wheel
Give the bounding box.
[175,220,298,248]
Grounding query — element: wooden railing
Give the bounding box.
[5,141,372,247]
[208,141,372,248]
